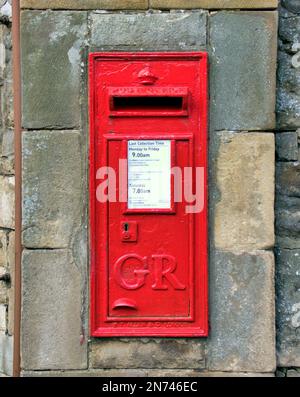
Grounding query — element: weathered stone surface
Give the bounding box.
[210,12,277,130]
[276,208,300,246]
[276,162,300,198]
[276,248,300,367]
[0,22,13,130]
[212,132,275,251]
[20,0,279,9]
[0,176,14,229]
[22,131,83,248]
[0,275,7,304]
[21,11,87,129]
[281,0,300,14]
[0,0,11,20]
[90,11,207,50]
[150,0,278,8]
[277,13,300,129]
[0,230,8,267]
[21,250,87,370]
[0,130,14,175]
[90,339,205,369]
[0,333,13,376]
[207,250,275,372]
[286,369,300,377]
[21,369,275,377]
[0,304,6,332]
[7,231,14,336]
[276,131,299,161]
[21,0,148,9]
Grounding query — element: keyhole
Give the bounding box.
[124,223,129,232]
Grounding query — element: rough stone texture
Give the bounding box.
[276,163,300,248]
[0,333,12,376]
[21,369,275,377]
[21,250,87,370]
[90,339,205,369]
[276,131,299,161]
[276,248,300,367]
[151,0,278,8]
[0,176,14,229]
[276,162,300,198]
[210,12,277,131]
[0,304,6,332]
[1,130,14,175]
[90,11,207,51]
[281,0,300,14]
[0,272,7,304]
[7,231,13,336]
[277,9,300,129]
[20,0,279,9]
[207,250,275,373]
[276,163,300,243]
[22,131,83,249]
[21,0,148,9]
[212,132,275,251]
[21,10,87,129]
[286,369,300,377]
[0,1,11,20]
[0,23,13,131]
[0,230,8,267]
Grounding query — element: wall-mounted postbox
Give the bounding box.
[89,52,208,337]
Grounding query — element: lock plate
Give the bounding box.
[121,221,138,242]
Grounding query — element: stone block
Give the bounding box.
[276,131,298,161]
[212,132,275,251]
[150,0,278,8]
[277,50,300,129]
[21,249,87,370]
[0,230,8,267]
[0,1,11,19]
[21,369,275,377]
[7,232,14,336]
[286,369,300,377]
[276,208,300,247]
[90,11,207,51]
[0,130,14,175]
[21,10,87,129]
[276,248,300,367]
[22,131,83,249]
[281,0,300,14]
[276,162,300,198]
[90,339,205,369]
[21,0,148,9]
[207,250,275,372]
[0,304,6,332]
[210,11,277,130]
[0,176,15,229]
[277,13,300,129]
[0,264,8,305]
[0,333,13,376]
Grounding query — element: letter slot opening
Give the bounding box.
[113,96,183,111]
[108,87,189,117]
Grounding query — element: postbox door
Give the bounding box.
[108,138,193,320]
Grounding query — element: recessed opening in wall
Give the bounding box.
[112,96,184,113]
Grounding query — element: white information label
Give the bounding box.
[128,140,171,209]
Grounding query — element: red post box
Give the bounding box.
[89,52,208,337]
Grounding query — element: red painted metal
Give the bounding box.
[89,52,208,337]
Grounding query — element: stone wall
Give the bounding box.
[17,1,278,377]
[0,0,13,377]
[275,0,300,377]
[8,0,300,378]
